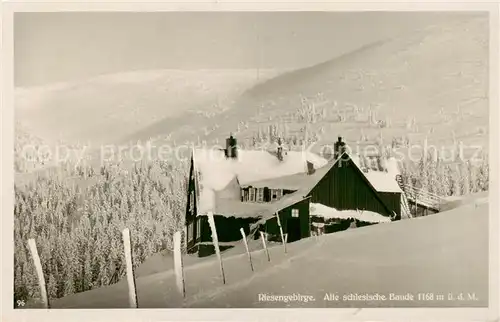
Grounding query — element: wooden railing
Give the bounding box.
[400,192,412,219]
[402,184,444,210]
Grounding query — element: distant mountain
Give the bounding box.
[229,15,488,151]
[15,69,282,146]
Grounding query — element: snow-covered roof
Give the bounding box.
[190,145,402,218]
[242,172,311,191]
[350,154,402,193]
[240,151,402,193]
[213,192,309,219]
[241,152,403,194]
[310,203,392,223]
[194,148,327,186]
[193,147,328,213]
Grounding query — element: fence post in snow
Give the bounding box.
[173,231,186,298]
[415,191,419,216]
[122,228,138,308]
[207,212,226,284]
[27,238,50,308]
[275,212,287,254]
[240,228,254,272]
[183,225,188,253]
[260,231,271,262]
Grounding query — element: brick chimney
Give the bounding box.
[225,134,238,159]
[277,138,284,161]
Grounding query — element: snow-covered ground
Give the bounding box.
[440,191,489,212]
[34,197,488,309]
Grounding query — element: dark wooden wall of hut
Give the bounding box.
[199,198,311,246]
[378,192,402,216]
[196,215,261,257]
[264,198,311,242]
[198,215,260,244]
[308,158,393,217]
[185,157,196,221]
[185,156,200,251]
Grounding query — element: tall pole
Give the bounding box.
[240,228,254,272]
[122,228,138,308]
[27,239,49,308]
[208,212,225,284]
[173,231,186,298]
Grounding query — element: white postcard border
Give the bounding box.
[1,1,498,321]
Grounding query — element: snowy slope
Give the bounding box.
[440,191,489,212]
[15,69,281,146]
[43,200,488,308]
[208,14,489,158]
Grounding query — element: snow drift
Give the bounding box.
[310,203,392,223]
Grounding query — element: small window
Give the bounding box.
[196,217,201,239]
[271,189,278,200]
[292,209,299,218]
[249,187,256,202]
[188,221,195,242]
[257,188,264,202]
[189,191,195,213]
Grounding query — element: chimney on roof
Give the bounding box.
[225,134,238,159]
[334,136,346,161]
[277,138,284,161]
[306,160,315,175]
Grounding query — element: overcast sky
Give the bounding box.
[14,11,470,87]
